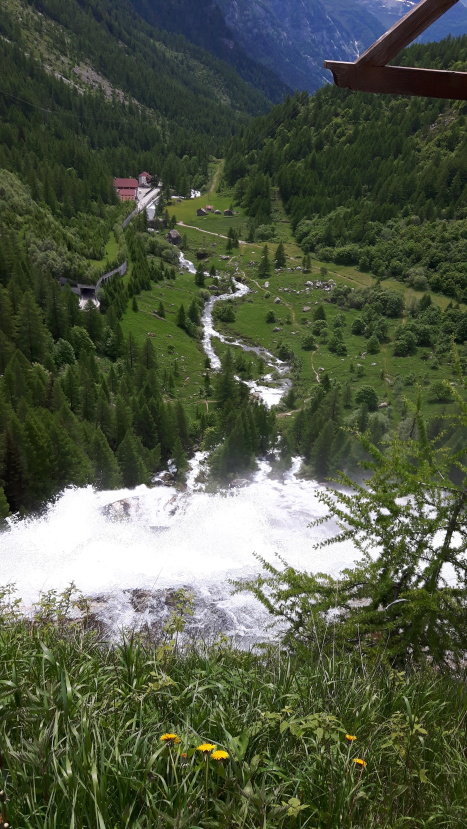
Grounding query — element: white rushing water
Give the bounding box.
[2,455,358,644]
[1,250,327,643]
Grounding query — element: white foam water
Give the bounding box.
[1,456,358,644]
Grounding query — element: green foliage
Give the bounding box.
[355,385,378,411]
[225,43,467,299]
[257,244,272,279]
[209,348,276,479]
[274,241,286,269]
[0,595,466,828]
[246,397,467,670]
[128,0,290,102]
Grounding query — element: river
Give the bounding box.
[2,454,358,644]
[1,251,359,643]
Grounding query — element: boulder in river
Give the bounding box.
[102,498,138,519]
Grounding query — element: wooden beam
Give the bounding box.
[324,62,467,100]
[357,0,460,67]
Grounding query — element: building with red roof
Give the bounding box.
[113,177,138,202]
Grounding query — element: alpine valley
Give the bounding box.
[1,4,467,826]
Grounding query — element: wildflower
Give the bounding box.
[211,749,229,761]
[160,733,181,744]
[196,742,216,753]
[352,758,367,768]
[346,734,357,742]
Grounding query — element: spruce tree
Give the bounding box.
[195,265,205,287]
[257,245,271,279]
[173,436,188,480]
[176,303,187,330]
[274,241,286,268]
[91,429,122,489]
[117,430,149,488]
[0,487,10,523]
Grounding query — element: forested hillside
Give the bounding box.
[3,10,467,518]
[0,0,280,518]
[1,0,285,273]
[224,37,467,301]
[128,0,290,102]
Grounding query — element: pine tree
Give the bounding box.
[313,421,334,479]
[176,303,187,330]
[173,436,188,480]
[0,487,10,523]
[274,241,286,268]
[117,430,149,487]
[257,245,271,279]
[16,291,48,363]
[91,429,122,489]
[215,349,238,408]
[175,400,190,447]
[195,264,205,287]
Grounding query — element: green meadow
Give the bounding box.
[116,187,461,421]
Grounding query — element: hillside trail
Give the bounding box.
[208,160,224,194]
[177,222,257,246]
[310,350,320,383]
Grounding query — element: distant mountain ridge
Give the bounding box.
[189,0,467,92]
[216,0,385,92]
[125,1,467,96]
[358,0,467,43]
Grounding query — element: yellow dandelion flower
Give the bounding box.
[346,734,357,742]
[160,733,181,744]
[196,742,216,753]
[352,758,367,768]
[211,749,229,761]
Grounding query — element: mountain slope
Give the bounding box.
[0,0,282,284]
[202,0,467,93]
[358,1,467,43]
[3,0,273,132]
[128,0,291,102]
[216,0,385,92]
[224,36,467,300]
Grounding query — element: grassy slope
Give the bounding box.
[0,610,466,828]
[120,270,208,405]
[160,183,461,418]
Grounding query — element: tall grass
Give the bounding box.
[0,603,466,829]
